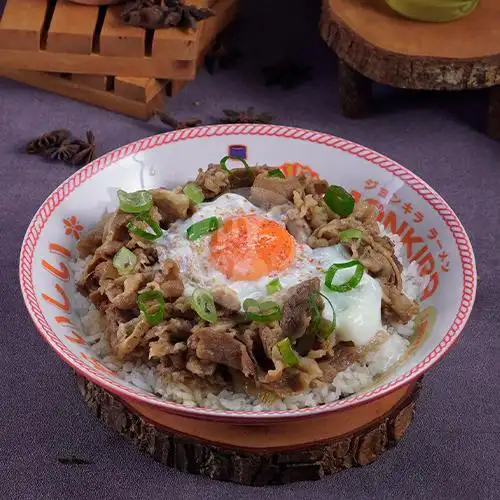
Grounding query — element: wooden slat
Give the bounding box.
[45,0,100,54]
[114,77,164,102]
[0,0,48,50]
[152,0,235,60]
[71,73,108,90]
[0,49,197,79]
[166,0,238,97]
[99,6,145,58]
[1,69,165,119]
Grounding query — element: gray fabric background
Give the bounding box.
[0,1,498,498]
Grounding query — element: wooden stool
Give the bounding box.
[77,375,423,485]
[320,0,500,139]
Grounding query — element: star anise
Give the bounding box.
[44,138,81,162]
[25,129,97,167]
[205,41,241,75]
[121,0,214,30]
[262,60,312,90]
[70,130,97,166]
[217,107,274,124]
[26,129,71,155]
[155,110,202,130]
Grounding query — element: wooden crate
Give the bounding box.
[0,0,237,78]
[1,70,166,119]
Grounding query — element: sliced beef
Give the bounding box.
[308,217,365,248]
[228,166,270,190]
[298,173,329,196]
[288,191,333,231]
[194,164,230,199]
[250,172,303,208]
[114,316,151,359]
[188,323,255,378]
[212,285,241,312]
[186,355,217,377]
[95,241,123,258]
[103,210,133,243]
[318,343,360,383]
[76,213,112,258]
[133,247,159,271]
[165,296,196,319]
[151,188,190,225]
[286,218,311,244]
[261,357,322,397]
[383,287,419,324]
[101,271,154,310]
[279,277,320,340]
[147,259,184,300]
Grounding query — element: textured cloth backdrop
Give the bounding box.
[0,1,498,498]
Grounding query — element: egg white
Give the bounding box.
[156,193,383,346]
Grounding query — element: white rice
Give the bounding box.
[71,229,427,412]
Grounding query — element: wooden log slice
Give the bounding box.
[320,0,500,91]
[76,375,422,485]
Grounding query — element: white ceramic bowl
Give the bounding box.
[19,125,477,422]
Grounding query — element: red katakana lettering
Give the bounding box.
[378,187,389,198]
[413,211,424,223]
[390,194,401,204]
[441,263,450,272]
[427,228,438,240]
[438,251,449,262]
[364,179,378,190]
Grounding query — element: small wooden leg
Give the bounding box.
[487,86,500,140]
[338,59,372,119]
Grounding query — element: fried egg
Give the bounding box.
[157,193,383,346]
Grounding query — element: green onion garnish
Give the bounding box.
[219,155,251,175]
[276,338,299,367]
[137,290,165,325]
[339,228,363,241]
[183,183,205,204]
[309,292,336,340]
[325,260,365,293]
[186,216,221,241]
[127,213,163,241]
[267,169,285,178]
[324,185,355,217]
[191,288,217,323]
[112,247,137,275]
[117,189,153,214]
[266,278,282,295]
[243,298,283,322]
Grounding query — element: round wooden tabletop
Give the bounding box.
[320,0,500,90]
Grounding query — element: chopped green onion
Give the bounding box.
[183,183,205,204]
[309,292,336,340]
[191,288,217,323]
[267,168,285,178]
[137,290,165,325]
[127,213,163,241]
[112,247,137,275]
[266,278,282,295]
[324,185,355,217]
[117,189,153,214]
[325,260,365,293]
[339,228,363,241]
[186,216,221,241]
[220,155,251,175]
[243,298,283,322]
[276,338,299,367]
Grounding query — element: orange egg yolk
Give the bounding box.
[209,215,296,281]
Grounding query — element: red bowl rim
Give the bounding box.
[19,124,477,422]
